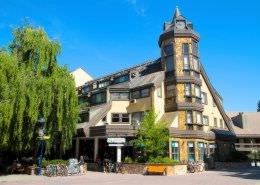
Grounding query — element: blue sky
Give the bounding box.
[0,0,259,112]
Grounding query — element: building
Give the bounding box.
[71,68,93,88]
[74,7,235,163]
[228,112,260,152]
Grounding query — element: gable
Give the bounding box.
[200,65,234,133]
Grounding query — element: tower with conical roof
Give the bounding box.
[159,7,233,162]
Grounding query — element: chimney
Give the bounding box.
[238,112,248,129]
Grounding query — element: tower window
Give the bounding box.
[193,56,200,71]
[184,83,191,96]
[192,40,198,56]
[183,43,189,54]
[186,111,193,124]
[195,85,201,98]
[201,92,208,104]
[163,44,173,56]
[165,56,174,72]
[214,117,218,127]
[183,43,190,70]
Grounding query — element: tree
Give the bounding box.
[0,25,79,154]
[257,100,260,112]
[132,109,169,162]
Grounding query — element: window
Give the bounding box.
[157,87,162,97]
[98,81,109,88]
[203,115,209,125]
[131,112,145,125]
[111,92,129,100]
[112,114,120,122]
[82,85,91,94]
[186,111,192,124]
[79,112,89,123]
[78,96,88,105]
[141,88,150,97]
[183,43,189,54]
[187,125,193,130]
[171,141,180,161]
[91,92,106,105]
[163,44,173,56]
[183,43,190,70]
[112,113,129,124]
[185,83,191,96]
[131,88,150,99]
[165,56,174,72]
[193,56,199,71]
[220,119,224,128]
[213,100,216,107]
[114,75,130,84]
[122,113,129,122]
[198,142,205,161]
[166,85,175,98]
[196,112,202,124]
[214,117,218,127]
[201,92,208,104]
[192,40,198,56]
[188,142,195,162]
[209,143,216,156]
[183,55,190,70]
[195,85,201,98]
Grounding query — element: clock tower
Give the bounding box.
[159,7,203,132]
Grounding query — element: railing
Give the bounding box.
[235,143,260,151]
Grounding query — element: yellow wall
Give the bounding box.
[201,75,227,131]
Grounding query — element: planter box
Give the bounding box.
[146,164,187,176]
[257,162,260,167]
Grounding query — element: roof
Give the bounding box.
[227,112,260,138]
[77,103,112,136]
[81,58,161,87]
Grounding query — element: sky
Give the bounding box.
[0,0,259,112]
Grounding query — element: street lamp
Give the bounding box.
[35,117,49,175]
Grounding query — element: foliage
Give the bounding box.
[148,156,179,164]
[124,156,134,163]
[0,25,79,154]
[247,150,260,161]
[42,159,68,168]
[257,100,260,112]
[131,109,169,162]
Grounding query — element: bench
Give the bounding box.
[146,165,167,175]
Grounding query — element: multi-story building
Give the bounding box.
[74,7,235,163]
[228,112,260,153]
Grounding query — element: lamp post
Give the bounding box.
[35,117,47,176]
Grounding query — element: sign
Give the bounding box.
[107,138,126,144]
[108,144,124,147]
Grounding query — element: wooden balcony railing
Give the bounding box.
[235,143,260,151]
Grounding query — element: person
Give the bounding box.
[79,156,87,175]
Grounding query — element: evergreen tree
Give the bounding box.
[0,25,79,154]
[257,100,260,112]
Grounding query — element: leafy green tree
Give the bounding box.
[257,100,260,112]
[0,25,79,154]
[132,109,169,162]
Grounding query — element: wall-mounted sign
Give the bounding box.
[107,138,126,144]
[108,144,124,147]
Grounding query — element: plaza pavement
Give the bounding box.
[0,168,260,185]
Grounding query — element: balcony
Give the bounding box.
[235,143,260,152]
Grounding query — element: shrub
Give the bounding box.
[247,150,260,162]
[124,156,134,163]
[42,159,68,168]
[148,157,179,164]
